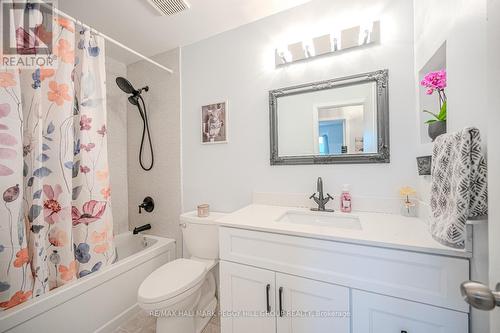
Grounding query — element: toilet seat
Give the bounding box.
[138,259,207,305]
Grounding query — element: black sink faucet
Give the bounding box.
[309,177,334,212]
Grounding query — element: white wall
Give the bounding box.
[182,0,417,212]
[414,0,488,207]
[127,48,183,257]
[487,0,500,328]
[414,1,491,331]
[105,56,129,235]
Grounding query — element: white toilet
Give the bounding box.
[138,211,226,333]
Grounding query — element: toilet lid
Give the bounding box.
[138,259,206,304]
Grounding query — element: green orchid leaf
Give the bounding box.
[425,119,438,124]
[422,110,439,119]
[437,101,447,121]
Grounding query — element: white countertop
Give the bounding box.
[216,204,470,258]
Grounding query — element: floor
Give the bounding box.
[114,309,221,333]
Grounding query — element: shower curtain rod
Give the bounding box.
[45,5,174,74]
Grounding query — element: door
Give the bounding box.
[220,261,276,333]
[352,290,468,333]
[276,273,350,333]
[487,0,500,329]
[460,2,500,330]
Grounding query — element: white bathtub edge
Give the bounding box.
[0,234,175,332]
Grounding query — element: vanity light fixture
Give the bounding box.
[275,21,380,67]
[275,47,293,64]
[288,41,307,62]
[341,25,361,49]
[303,39,316,58]
[359,21,375,46]
[313,34,332,55]
[331,31,342,52]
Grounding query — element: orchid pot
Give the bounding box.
[428,120,447,142]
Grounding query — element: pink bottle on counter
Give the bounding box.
[340,184,352,213]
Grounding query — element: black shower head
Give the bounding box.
[116,77,153,171]
[115,77,137,95]
[116,77,150,110]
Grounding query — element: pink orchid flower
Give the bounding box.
[420,70,447,95]
[72,200,107,226]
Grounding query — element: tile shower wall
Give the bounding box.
[181,0,418,212]
[127,48,183,257]
[105,56,129,235]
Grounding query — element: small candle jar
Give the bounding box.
[197,204,210,217]
[401,200,418,217]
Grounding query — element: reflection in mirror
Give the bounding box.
[270,70,389,165]
[317,103,376,155]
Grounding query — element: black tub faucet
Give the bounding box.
[133,224,151,235]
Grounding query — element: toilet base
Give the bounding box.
[195,297,217,333]
[150,271,218,333]
[154,296,217,333]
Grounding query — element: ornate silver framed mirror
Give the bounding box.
[269,69,390,165]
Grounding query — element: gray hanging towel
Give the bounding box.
[429,127,488,249]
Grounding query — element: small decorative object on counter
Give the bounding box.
[197,204,210,217]
[420,69,447,141]
[340,184,352,213]
[399,186,417,217]
[416,156,432,176]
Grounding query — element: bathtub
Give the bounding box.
[0,233,176,333]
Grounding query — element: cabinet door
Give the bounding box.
[220,261,276,333]
[352,290,468,333]
[276,273,350,333]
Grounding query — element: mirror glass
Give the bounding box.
[270,70,389,165]
[277,82,377,156]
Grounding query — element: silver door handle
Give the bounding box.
[460,281,500,310]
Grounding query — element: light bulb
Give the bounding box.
[358,21,374,45]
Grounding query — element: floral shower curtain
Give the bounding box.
[0,10,115,310]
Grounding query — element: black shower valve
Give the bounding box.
[138,196,154,214]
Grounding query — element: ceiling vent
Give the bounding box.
[147,0,190,16]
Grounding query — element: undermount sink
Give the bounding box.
[276,210,362,230]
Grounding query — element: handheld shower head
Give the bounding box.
[115,77,137,95]
[116,77,150,107]
[115,76,154,171]
[128,95,139,106]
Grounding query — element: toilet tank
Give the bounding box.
[180,211,227,260]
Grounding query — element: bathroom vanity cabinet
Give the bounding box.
[219,227,469,333]
[220,261,350,333]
